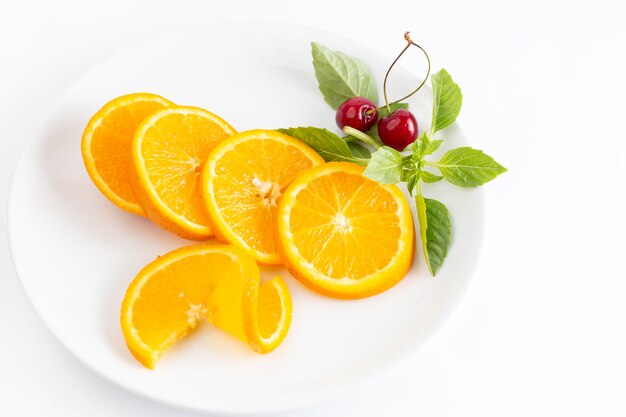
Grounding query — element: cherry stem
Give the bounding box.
[343,126,381,149]
[381,31,431,114]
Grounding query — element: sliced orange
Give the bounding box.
[131,106,237,240]
[202,130,325,264]
[277,162,414,299]
[120,243,292,369]
[81,93,172,216]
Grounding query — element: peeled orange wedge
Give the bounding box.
[202,130,324,264]
[277,162,414,299]
[131,106,237,240]
[120,243,292,369]
[81,93,172,216]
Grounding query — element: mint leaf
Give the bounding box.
[347,141,372,159]
[405,172,420,196]
[425,139,443,155]
[420,171,443,183]
[405,132,430,159]
[415,196,452,275]
[277,127,367,165]
[311,42,378,109]
[363,146,404,184]
[431,69,463,133]
[378,102,409,118]
[435,147,507,187]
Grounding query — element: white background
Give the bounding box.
[1,0,625,416]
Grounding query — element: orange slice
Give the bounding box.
[120,243,292,369]
[277,162,414,299]
[81,93,172,216]
[131,106,236,240]
[202,130,324,264]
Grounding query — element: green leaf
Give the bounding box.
[431,69,463,133]
[311,42,378,109]
[347,141,372,159]
[362,146,404,184]
[420,171,443,183]
[405,132,430,160]
[378,102,409,118]
[425,139,443,155]
[405,172,420,196]
[435,147,507,187]
[415,196,452,275]
[277,127,367,165]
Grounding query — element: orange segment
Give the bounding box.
[131,106,237,240]
[277,162,414,299]
[81,93,172,216]
[120,243,292,369]
[202,130,325,264]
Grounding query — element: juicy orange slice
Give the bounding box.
[81,93,172,216]
[277,162,414,299]
[202,130,324,264]
[120,243,292,369]
[131,106,236,240]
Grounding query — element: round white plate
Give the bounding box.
[9,22,484,415]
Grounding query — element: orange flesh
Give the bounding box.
[140,111,233,226]
[289,171,402,279]
[206,131,324,262]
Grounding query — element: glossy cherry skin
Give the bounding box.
[377,109,418,151]
[335,97,379,131]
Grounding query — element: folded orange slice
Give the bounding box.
[277,162,414,299]
[120,243,292,369]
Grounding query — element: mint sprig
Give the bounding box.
[282,42,506,276]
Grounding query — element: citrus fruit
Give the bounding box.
[202,130,325,264]
[276,162,414,299]
[120,243,292,369]
[81,93,172,216]
[131,106,237,240]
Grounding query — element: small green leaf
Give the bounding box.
[420,171,443,183]
[415,196,452,275]
[405,132,430,160]
[436,147,507,187]
[347,141,372,159]
[277,127,367,165]
[378,102,409,118]
[311,42,378,109]
[425,139,443,155]
[363,146,404,184]
[405,172,420,196]
[431,69,463,133]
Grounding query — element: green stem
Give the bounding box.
[342,126,380,149]
[424,161,440,168]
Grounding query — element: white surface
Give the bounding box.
[8,23,483,414]
[1,0,625,416]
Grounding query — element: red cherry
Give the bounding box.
[335,97,379,132]
[377,109,418,151]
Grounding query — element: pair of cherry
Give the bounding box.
[335,32,429,151]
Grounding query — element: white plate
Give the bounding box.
[8,22,484,415]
